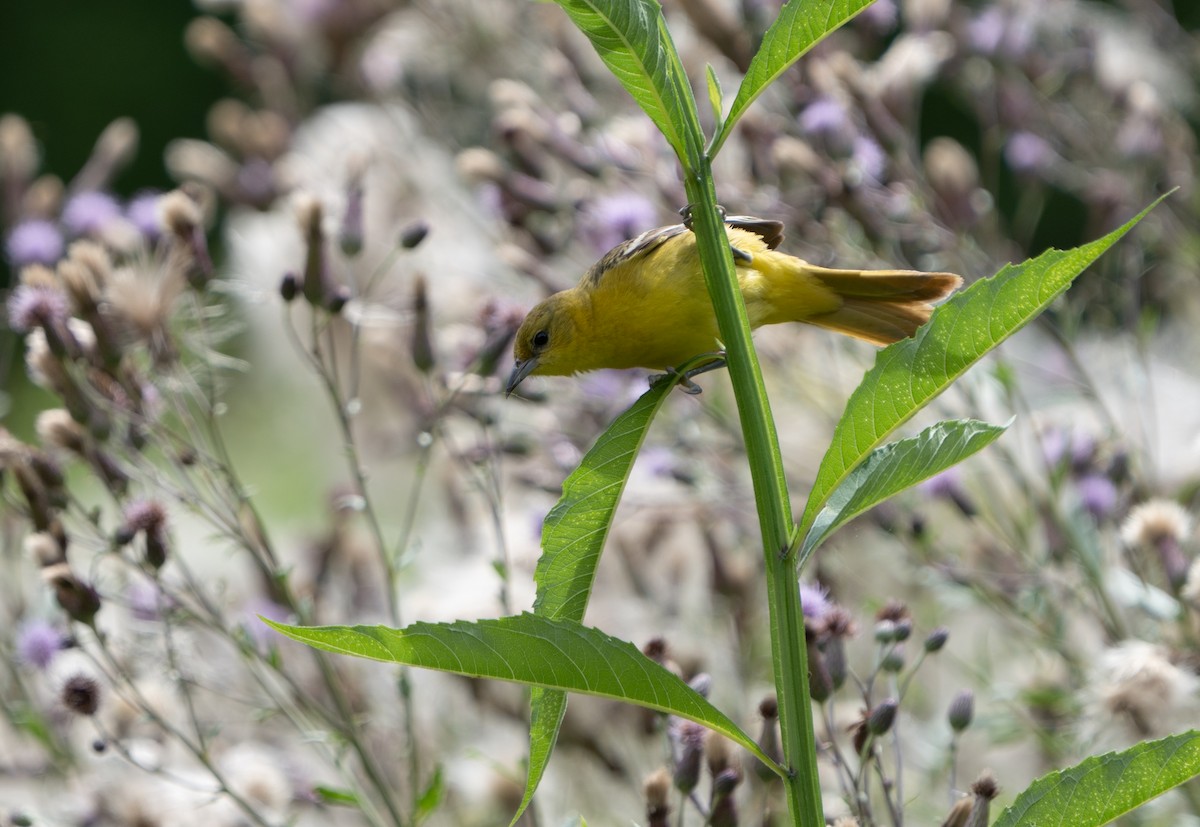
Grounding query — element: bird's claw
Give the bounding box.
[679,204,751,262]
[679,203,727,230]
[649,355,728,395]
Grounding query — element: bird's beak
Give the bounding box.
[505,357,539,397]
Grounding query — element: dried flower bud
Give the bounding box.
[672,720,705,793]
[709,767,742,827]
[456,147,506,183]
[339,177,365,257]
[279,272,299,302]
[924,626,950,653]
[185,16,246,72]
[120,499,170,568]
[924,137,979,198]
[144,531,169,569]
[28,450,65,494]
[474,318,520,378]
[824,634,848,691]
[14,463,55,532]
[7,282,70,337]
[63,240,111,297]
[295,193,330,308]
[643,637,668,662]
[25,531,66,567]
[876,599,910,624]
[207,98,250,152]
[0,113,38,182]
[61,672,102,716]
[73,118,138,193]
[410,275,435,373]
[755,695,781,779]
[874,619,898,643]
[160,189,212,287]
[36,408,87,454]
[19,263,59,291]
[880,644,906,673]
[867,698,899,736]
[160,188,202,240]
[705,732,731,778]
[644,768,672,827]
[1121,498,1193,590]
[326,285,351,315]
[940,796,972,827]
[964,771,999,827]
[969,771,998,800]
[399,220,430,250]
[758,695,778,720]
[241,110,289,160]
[806,628,834,703]
[42,563,101,626]
[948,689,975,732]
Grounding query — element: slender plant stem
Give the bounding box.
[682,165,822,826]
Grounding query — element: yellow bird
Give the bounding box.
[506,216,962,395]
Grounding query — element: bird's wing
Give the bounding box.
[724,216,785,249]
[581,224,689,288]
[581,216,786,288]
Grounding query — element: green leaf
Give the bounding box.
[706,63,724,128]
[415,765,445,821]
[522,370,685,824]
[709,0,875,157]
[265,614,779,771]
[993,731,1200,827]
[551,0,704,166]
[796,196,1168,543]
[312,785,361,807]
[797,418,1008,564]
[535,377,678,620]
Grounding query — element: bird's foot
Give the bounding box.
[650,355,727,395]
[678,204,751,262]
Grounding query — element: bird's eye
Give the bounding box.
[533,330,550,348]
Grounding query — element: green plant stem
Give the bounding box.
[682,164,822,825]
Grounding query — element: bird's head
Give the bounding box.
[506,293,583,395]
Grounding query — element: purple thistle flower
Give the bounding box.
[799,97,852,137]
[1077,473,1118,520]
[16,618,63,670]
[799,581,832,620]
[851,135,887,181]
[967,7,1007,55]
[122,499,167,534]
[919,467,962,499]
[125,191,163,241]
[5,220,65,266]
[62,191,122,237]
[583,193,658,255]
[1005,131,1054,173]
[635,446,677,479]
[127,578,166,621]
[1040,426,1068,467]
[858,0,897,32]
[7,283,70,333]
[235,158,278,208]
[241,598,291,653]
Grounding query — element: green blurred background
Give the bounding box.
[0,0,222,201]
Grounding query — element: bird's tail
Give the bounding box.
[802,264,962,346]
